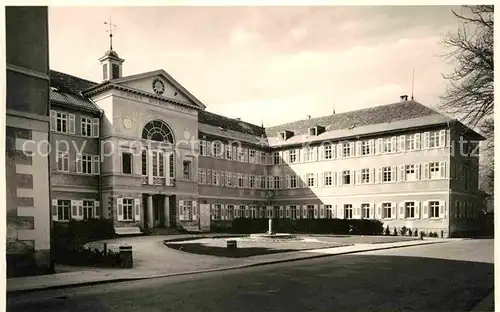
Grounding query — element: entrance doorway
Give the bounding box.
[143,194,168,228]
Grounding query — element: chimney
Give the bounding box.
[400,94,408,101]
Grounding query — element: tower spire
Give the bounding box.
[104,17,117,51]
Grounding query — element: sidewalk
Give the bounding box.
[7,238,447,293]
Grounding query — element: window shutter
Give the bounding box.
[375,203,381,219]
[440,201,446,218]
[69,114,75,134]
[356,170,361,185]
[349,142,355,156]
[94,200,100,219]
[283,150,289,163]
[399,202,405,219]
[285,206,290,218]
[399,165,405,182]
[377,167,382,183]
[398,135,406,152]
[376,138,383,154]
[192,201,198,220]
[318,146,324,161]
[414,133,421,149]
[92,118,100,138]
[356,141,362,157]
[391,137,397,152]
[350,170,355,184]
[50,111,57,131]
[415,164,421,180]
[92,155,100,175]
[76,153,82,173]
[391,166,397,182]
[439,130,446,147]
[336,143,343,158]
[117,197,123,221]
[78,200,84,219]
[415,201,420,219]
[391,203,396,220]
[439,161,446,178]
[423,132,430,149]
[446,129,451,147]
[52,199,58,221]
[134,198,141,221]
[423,163,430,180]
[422,201,429,218]
[370,203,375,219]
[369,168,375,184]
[337,205,344,219]
[313,205,318,219]
[179,201,185,221]
[71,200,78,219]
[319,205,325,219]
[164,152,171,186]
[337,171,343,186]
[210,204,215,220]
[279,206,284,219]
[369,140,375,155]
[354,207,360,219]
[302,205,307,218]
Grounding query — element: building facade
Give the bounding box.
[47,47,485,238]
[5,6,52,274]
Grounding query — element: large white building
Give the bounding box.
[46,46,485,238]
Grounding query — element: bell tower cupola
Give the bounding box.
[99,17,124,81]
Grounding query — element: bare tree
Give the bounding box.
[440,5,494,137]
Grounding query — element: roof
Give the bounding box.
[49,70,100,112]
[265,100,441,137]
[198,110,266,137]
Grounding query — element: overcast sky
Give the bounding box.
[48,6,462,127]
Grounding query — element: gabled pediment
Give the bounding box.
[84,69,206,110]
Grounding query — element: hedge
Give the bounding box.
[211,218,384,235]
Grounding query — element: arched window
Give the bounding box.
[142,120,174,143]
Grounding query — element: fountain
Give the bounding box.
[248,218,296,241]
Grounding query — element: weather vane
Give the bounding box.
[104,17,117,51]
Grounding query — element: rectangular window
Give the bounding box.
[382,166,392,182]
[429,131,439,148]
[289,150,297,163]
[260,152,266,165]
[273,176,280,189]
[343,142,351,157]
[407,135,415,151]
[183,160,192,180]
[405,202,415,218]
[307,173,315,187]
[324,145,333,159]
[290,205,297,219]
[169,154,174,178]
[382,202,392,219]
[307,148,315,162]
[273,152,280,165]
[324,172,332,186]
[307,205,314,219]
[325,205,333,219]
[249,175,256,188]
[383,138,393,153]
[361,203,370,219]
[122,152,132,174]
[200,140,207,156]
[141,150,147,175]
[250,206,257,218]
[81,117,92,137]
[214,204,221,220]
[406,165,416,181]
[343,170,351,185]
[290,175,298,188]
[55,112,68,133]
[238,147,246,162]
[344,204,353,219]
[249,150,256,163]
[57,152,69,172]
[430,162,440,179]
[122,198,134,221]
[150,151,164,177]
[429,201,440,218]
[57,200,71,221]
[83,200,94,220]
[362,141,371,155]
[82,154,93,174]
[361,168,370,184]
[198,168,206,184]
[260,176,266,189]
[225,145,233,160]
[212,142,222,158]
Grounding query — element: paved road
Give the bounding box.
[7,239,493,312]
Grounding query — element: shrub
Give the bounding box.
[384,225,391,236]
[393,227,398,236]
[414,229,419,237]
[399,226,408,236]
[408,228,413,236]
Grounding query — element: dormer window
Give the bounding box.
[308,125,326,136]
[279,130,294,140]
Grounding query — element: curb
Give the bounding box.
[7,240,446,295]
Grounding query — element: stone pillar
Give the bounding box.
[163,196,170,227]
[147,195,153,229]
[268,218,273,234]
